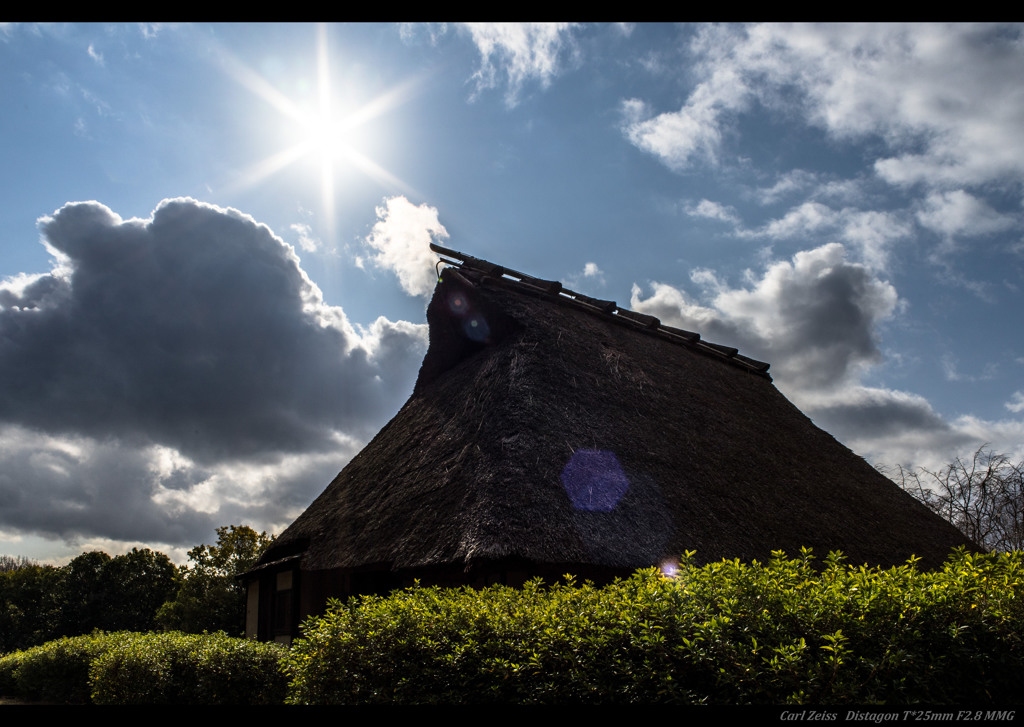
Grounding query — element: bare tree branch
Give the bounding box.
[890,445,1024,552]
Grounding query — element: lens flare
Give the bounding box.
[560,449,630,512]
[659,560,679,578]
[463,315,490,342]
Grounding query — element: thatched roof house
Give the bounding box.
[243,244,972,642]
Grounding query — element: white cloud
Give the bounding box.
[941,354,997,383]
[837,210,914,271]
[620,80,736,170]
[743,202,911,270]
[363,196,449,298]
[461,23,580,106]
[916,190,1017,238]
[753,170,820,205]
[290,222,319,253]
[564,261,606,291]
[758,202,836,239]
[622,23,1024,192]
[138,23,164,40]
[399,22,448,46]
[686,199,741,225]
[1007,391,1024,414]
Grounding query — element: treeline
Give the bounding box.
[0,525,272,654]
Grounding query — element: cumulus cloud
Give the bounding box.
[461,23,580,106]
[363,196,449,298]
[0,198,427,549]
[628,243,926,459]
[0,420,362,551]
[633,243,899,392]
[805,387,981,471]
[628,239,1024,468]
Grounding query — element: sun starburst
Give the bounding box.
[218,24,419,245]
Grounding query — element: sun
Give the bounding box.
[219,24,418,243]
[298,109,346,163]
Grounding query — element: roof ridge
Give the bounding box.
[430,243,770,377]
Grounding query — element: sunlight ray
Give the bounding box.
[215,24,425,246]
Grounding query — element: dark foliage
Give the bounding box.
[157,525,273,636]
[0,548,175,652]
[0,631,287,705]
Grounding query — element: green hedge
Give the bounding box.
[0,632,125,704]
[282,548,1024,705]
[90,632,288,705]
[0,631,287,704]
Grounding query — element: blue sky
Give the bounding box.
[2,23,1023,563]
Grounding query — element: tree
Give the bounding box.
[0,547,178,652]
[58,551,112,636]
[157,525,274,636]
[0,554,35,572]
[11,548,178,647]
[893,445,1024,552]
[0,563,64,652]
[101,548,177,632]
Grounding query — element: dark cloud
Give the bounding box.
[808,390,953,441]
[803,387,992,472]
[0,198,426,549]
[628,242,1019,470]
[0,422,357,547]
[632,243,897,393]
[0,198,425,464]
[764,257,894,389]
[0,427,210,545]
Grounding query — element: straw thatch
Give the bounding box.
[243,245,973,641]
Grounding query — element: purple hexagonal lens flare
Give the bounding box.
[560,449,630,512]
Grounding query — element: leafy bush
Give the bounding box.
[0,632,127,704]
[88,631,288,705]
[283,548,1024,704]
[0,631,287,704]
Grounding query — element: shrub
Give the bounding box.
[0,632,127,704]
[0,631,287,705]
[88,631,288,705]
[282,548,1024,705]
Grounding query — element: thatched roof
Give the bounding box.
[257,245,972,579]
